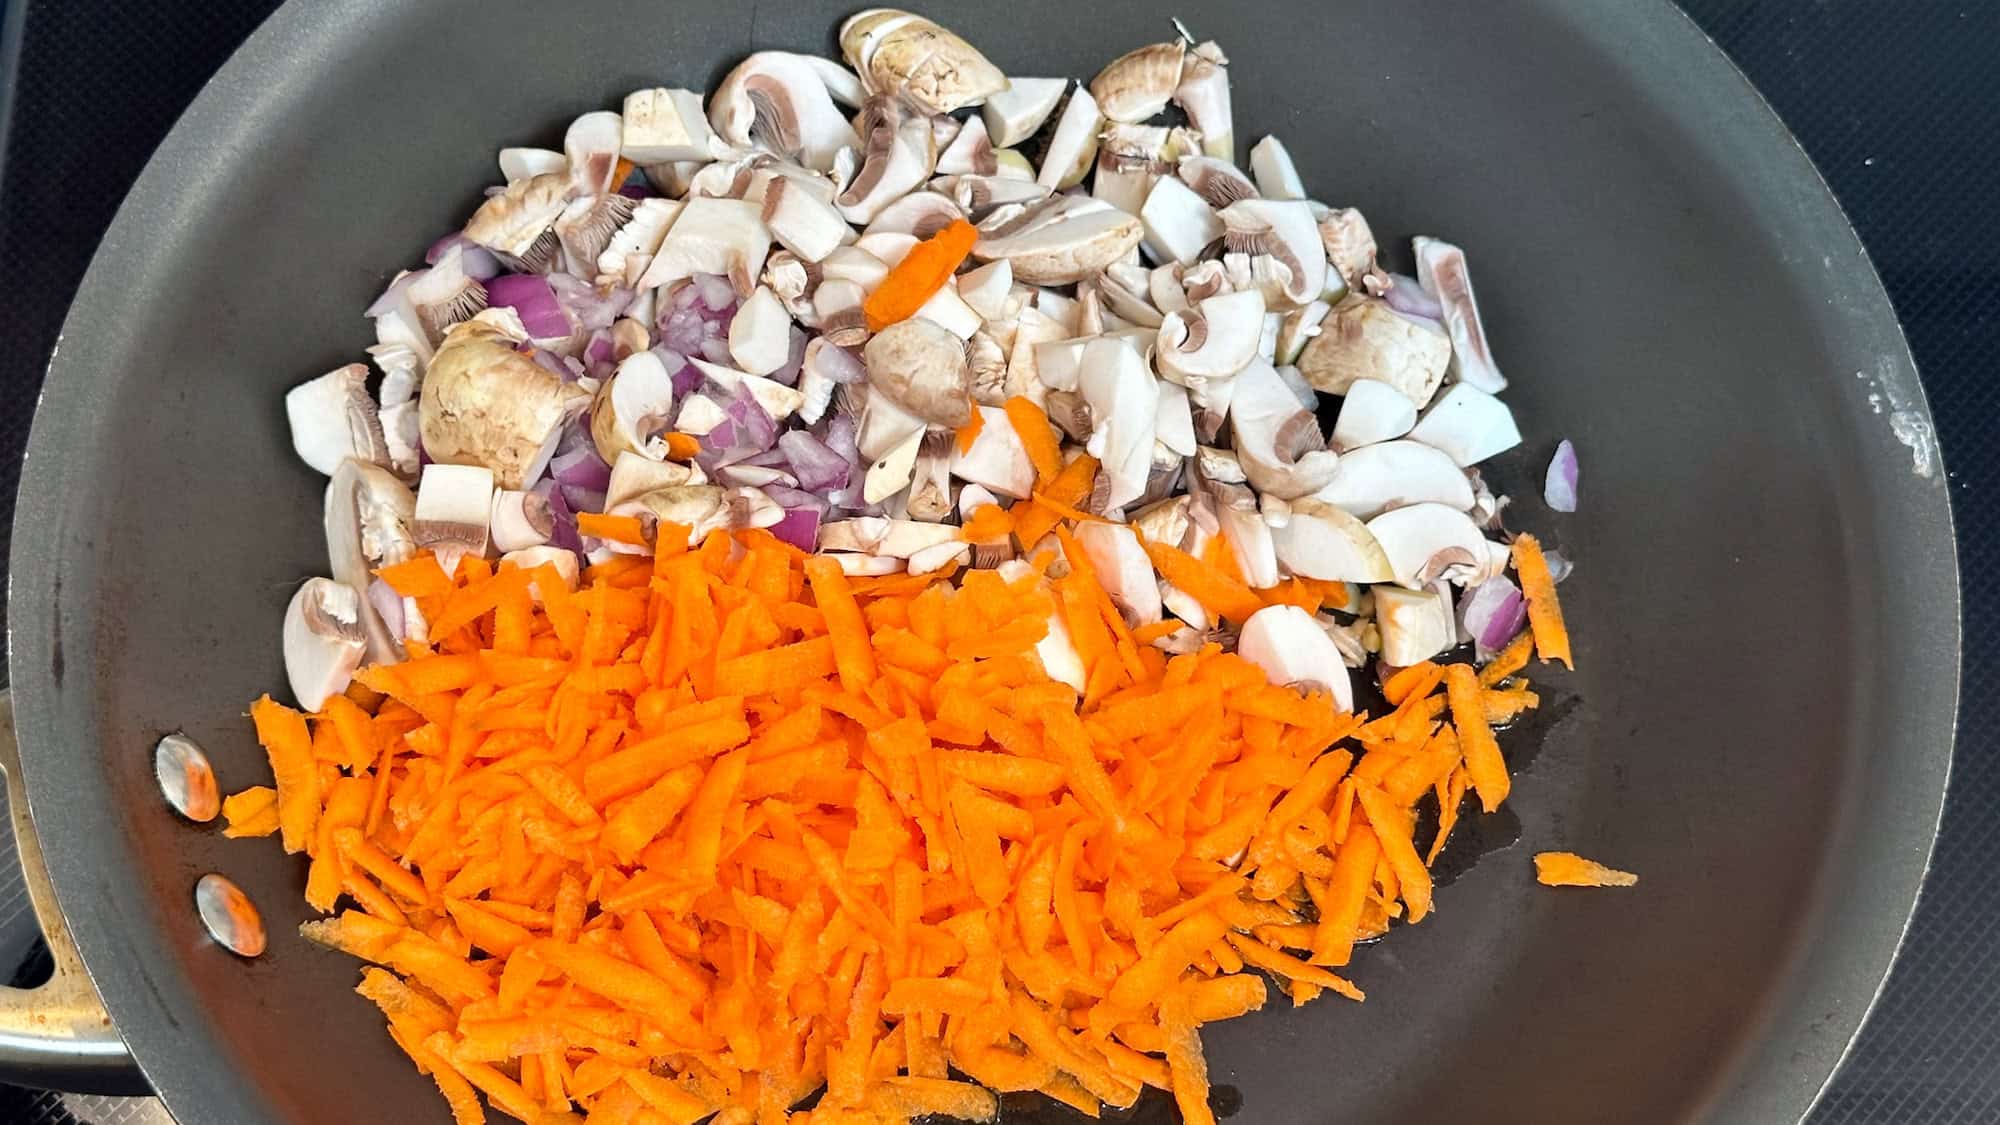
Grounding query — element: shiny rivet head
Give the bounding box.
[194,874,266,958]
[153,734,219,822]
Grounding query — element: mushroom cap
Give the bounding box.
[284,578,368,712]
[709,51,861,172]
[1227,360,1339,500]
[463,172,569,261]
[420,319,590,489]
[1364,502,1491,588]
[286,363,389,476]
[972,197,1144,286]
[863,317,973,427]
[1237,604,1352,711]
[1034,86,1104,191]
[591,350,678,463]
[1271,498,1395,583]
[1089,41,1186,124]
[1374,585,1457,666]
[980,77,1068,148]
[1317,439,1475,520]
[1156,288,1266,384]
[840,9,1008,115]
[1177,155,1258,209]
[1296,295,1452,406]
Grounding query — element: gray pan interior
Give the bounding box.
[5,1,1958,1122]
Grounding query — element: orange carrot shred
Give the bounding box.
[955,406,986,456]
[861,219,979,333]
[1535,851,1638,887]
[1512,533,1574,669]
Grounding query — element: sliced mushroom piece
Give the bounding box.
[863,317,973,426]
[1074,522,1163,625]
[1218,199,1325,310]
[902,431,955,522]
[1148,265,1192,316]
[973,196,1145,285]
[1296,295,1452,406]
[1093,123,1172,217]
[1001,306,1063,405]
[413,463,495,573]
[820,515,964,558]
[935,114,997,175]
[1406,383,1522,467]
[1227,360,1339,499]
[554,191,640,279]
[1155,381,1197,457]
[421,319,590,489]
[838,98,940,225]
[324,459,416,665]
[1195,445,1246,485]
[1211,481,1280,588]
[367,344,423,480]
[1274,299,1330,366]
[979,76,1067,147]
[686,155,771,201]
[1032,287,1081,333]
[936,172,1052,220]
[1247,136,1306,201]
[863,191,966,241]
[564,110,626,197]
[284,578,369,712]
[1317,439,1475,520]
[957,259,1014,321]
[673,393,727,437]
[1035,86,1103,191]
[763,251,822,326]
[590,350,678,462]
[1032,338,1089,394]
[853,231,920,271]
[820,248,891,296]
[863,426,926,504]
[788,52,867,109]
[709,52,861,172]
[635,197,772,295]
[1273,362,1315,409]
[1139,175,1222,267]
[1320,208,1384,296]
[1329,378,1420,451]
[1155,288,1265,386]
[949,403,1037,499]
[726,286,794,376]
[689,358,807,422]
[287,364,388,476]
[606,451,703,513]
[1238,604,1352,710]
[490,490,555,552]
[643,160,706,198]
[1365,502,1490,589]
[1077,337,1158,510]
[621,88,715,164]
[1176,155,1258,210]
[839,9,1007,114]
[1187,368,1237,444]
[760,177,848,263]
[502,545,581,590]
[596,197,683,288]
[1090,41,1185,123]
[463,172,569,266]
[1173,42,1234,160]
[1374,585,1457,667]
[1413,236,1507,393]
[1271,498,1394,583]
[499,147,566,182]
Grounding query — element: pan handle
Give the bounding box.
[0,691,147,1093]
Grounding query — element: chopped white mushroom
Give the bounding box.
[708,52,861,171]
[761,177,849,263]
[1407,383,1522,467]
[1211,481,1280,588]
[502,546,580,591]
[1093,124,1170,217]
[621,88,715,164]
[1271,498,1395,583]
[287,364,389,475]
[596,197,683,288]
[324,459,416,665]
[1226,360,1338,499]
[689,359,807,422]
[864,428,926,503]
[1296,295,1452,406]
[949,404,1037,499]
[913,282,984,340]
[727,286,794,375]
[854,231,920,269]
[973,195,1144,286]
[936,114,997,176]
[590,350,678,462]
[1077,338,1158,510]
[981,77,1068,147]
[1173,42,1234,160]
[606,451,704,513]
[1274,299,1330,365]
[463,172,568,267]
[1374,585,1457,666]
[1329,377,1418,451]
[838,98,940,225]
[563,111,625,195]
[1218,199,1325,309]
[1317,439,1475,520]
[284,578,369,712]
[1154,381,1197,457]
[839,9,1008,114]
[1248,136,1306,200]
[1075,522,1164,625]
[1414,236,1507,393]
[1139,176,1223,267]
[413,464,495,574]
[420,319,590,489]
[863,317,973,426]
[635,197,772,295]
[957,259,1014,320]
[1365,502,1491,588]
[864,191,966,239]
[489,490,554,552]
[499,147,566,182]
[1090,41,1184,123]
[1035,87,1103,190]
[820,516,964,558]
[1155,289,1264,385]
[367,344,423,479]
[1238,605,1352,710]
[673,393,728,437]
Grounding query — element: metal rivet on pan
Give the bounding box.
[194,874,267,958]
[153,733,219,822]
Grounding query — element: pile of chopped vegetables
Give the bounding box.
[244,8,1624,1125]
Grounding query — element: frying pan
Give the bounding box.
[0,0,1958,1122]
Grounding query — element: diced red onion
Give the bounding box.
[548,273,631,332]
[780,430,850,491]
[487,274,573,339]
[762,485,832,516]
[1545,549,1574,584]
[695,274,736,312]
[366,578,407,640]
[549,444,613,491]
[425,233,502,280]
[725,391,777,450]
[658,305,709,354]
[1544,439,1578,512]
[767,326,808,387]
[814,342,867,384]
[699,337,734,365]
[617,184,650,200]
[533,479,586,555]
[531,348,584,382]
[560,483,606,514]
[1460,574,1527,660]
[768,508,822,552]
[820,410,864,499]
[1383,272,1445,322]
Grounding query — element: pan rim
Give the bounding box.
[5,1,1959,1122]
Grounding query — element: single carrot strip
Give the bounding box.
[1313,827,1380,968]
[1512,533,1574,668]
[221,786,280,838]
[663,432,702,461]
[1005,397,1064,484]
[805,557,878,694]
[1158,995,1216,1125]
[250,696,321,854]
[955,406,986,456]
[1445,663,1510,814]
[1011,454,1098,548]
[1140,538,1263,624]
[577,513,649,546]
[862,219,978,332]
[1478,629,1535,686]
[1535,851,1638,887]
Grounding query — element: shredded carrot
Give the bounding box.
[1004,397,1065,485]
[1512,534,1573,669]
[861,219,979,332]
[1535,852,1637,887]
[954,406,986,455]
[662,431,701,461]
[576,512,648,546]
[243,520,1567,1124]
[959,502,1013,544]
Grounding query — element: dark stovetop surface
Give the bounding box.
[0,2,1994,1122]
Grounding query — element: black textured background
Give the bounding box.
[0,2,1992,1122]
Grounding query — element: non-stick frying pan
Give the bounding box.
[0,1,1958,1122]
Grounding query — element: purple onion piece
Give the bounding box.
[531,348,582,382]
[665,355,702,397]
[1383,272,1445,322]
[617,183,650,200]
[487,274,573,339]
[780,430,851,492]
[560,484,607,515]
[695,273,735,312]
[821,410,863,494]
[549,444,613,491]
[724,390,777,450]
[740,447,793,470]
[1460,574,1528,661]
[1544,439,1579,513]
[548,272,632,332]
[366,578,407,641]
[699,337,734,365]
[535,480,586,555]
[767,326,809,387]
[658,304,710,355]
[1544,549,1574,584]
[815,342,867,384]
[768,508,822,552]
